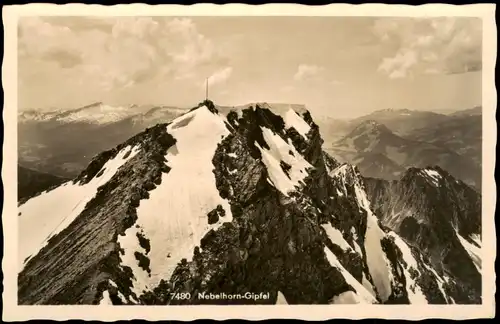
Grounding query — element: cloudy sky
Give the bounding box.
[18,16,482,119]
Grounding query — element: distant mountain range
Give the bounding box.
[327,119,481,189]
[18,103,189,178]
[406,114,481,166]
[448,106,482,117]
[319,106,482,190]
[17,103,482,198]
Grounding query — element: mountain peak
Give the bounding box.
[348,119,392,137]
[189,100,219,114]
[401,165,460,188]
[333,119,403,154]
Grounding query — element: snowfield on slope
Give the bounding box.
[99,291,114,305]
[322,223,352,252]
[283,109,311,139]
[18,145,140,272]
[324,247,377,304]
[354,179,394,302]
[117,107,234,296]
[388,232,429,304]
[256,126,312,196]
[456,230,482,273]
[329,164,394,302]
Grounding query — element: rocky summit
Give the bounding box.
[17,100,481,305]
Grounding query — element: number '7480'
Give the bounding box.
[170,292,191,300]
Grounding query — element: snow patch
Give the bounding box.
[352,240,363,257]
[322,223,351,252]
[362,273,376,296]
[18,145,140,272]
[389,233,428,304]
[421,261,452,303]
[107,279,128,303]
[421,169,442,186]
[276,291,288,304]
[99,290,113,305]
[324,247,377,303]
[329,164,351,196]
[283,108,311,139]
[470,233,481,248]
[456,230,482,273]
[330,291,361,304]
[109,279,118,288]
[256,126,312,196]
[353,182,394,302]
[117,106,234,296]
[227,152,238,158]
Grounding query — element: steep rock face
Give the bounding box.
[364,167,482,303]
[18,101,479,305]
[18,124,176,304]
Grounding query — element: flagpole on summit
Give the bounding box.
[205,77,209,101]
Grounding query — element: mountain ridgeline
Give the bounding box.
[328,119,481,190]
[18,101,481,305]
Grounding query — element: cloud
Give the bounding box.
[378,49,418,79]
[40,49,83,69]
[18,17,224,92]
[162,18,218,79]
[206,67,233,88]
[373,17,482,78]
[294,64,324,81]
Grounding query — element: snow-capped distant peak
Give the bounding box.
[55,103,138,124]
[18,109,62,122]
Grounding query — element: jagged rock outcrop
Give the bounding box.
[364,167,482,303]
[17,101,481,305]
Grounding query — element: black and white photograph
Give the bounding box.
[2,3,496,321]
